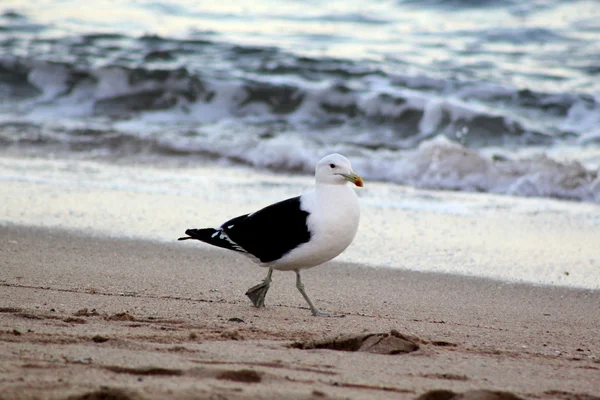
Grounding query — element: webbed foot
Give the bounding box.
[245,268,273,308]
[245,280,270,307]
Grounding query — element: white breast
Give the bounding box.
[270,184,360,271]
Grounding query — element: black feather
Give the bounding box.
[178,228,247,253]
[180,196,311,263]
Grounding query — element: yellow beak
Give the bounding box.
[343,173,364,187]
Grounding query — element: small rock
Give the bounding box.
[92,335,109,343]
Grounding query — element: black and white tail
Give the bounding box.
[178,228,247,253]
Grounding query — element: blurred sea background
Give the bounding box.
[1,0,599,289]
[1,0,600,201]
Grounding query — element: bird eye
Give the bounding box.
[329,164,335,169]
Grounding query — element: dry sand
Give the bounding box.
[1,224,599,400]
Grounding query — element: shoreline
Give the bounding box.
[1,153,599,289]
[1,224,599,399]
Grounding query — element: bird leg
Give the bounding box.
[294,270,344,317]
[245,268,273,307]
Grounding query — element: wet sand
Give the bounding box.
[1,225,599,400]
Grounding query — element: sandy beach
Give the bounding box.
[1,224,599,400]
[3,0,600,398]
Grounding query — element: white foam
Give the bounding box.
[419,99,445,135]
[27,62,70,100]
[561,100,600,135]
[163,133,599,203]
[93,67,136,100]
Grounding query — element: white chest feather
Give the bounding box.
[272,184,360,270]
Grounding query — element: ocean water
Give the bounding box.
[1,0,600,202]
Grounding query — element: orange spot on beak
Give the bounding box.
[354,175,364,187]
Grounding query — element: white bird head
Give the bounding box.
[314,153,363,187]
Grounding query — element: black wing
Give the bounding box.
[220,197,314,263]
[179,196,311,263]
[222,196,311,263]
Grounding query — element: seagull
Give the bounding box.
[178,153,362,316]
